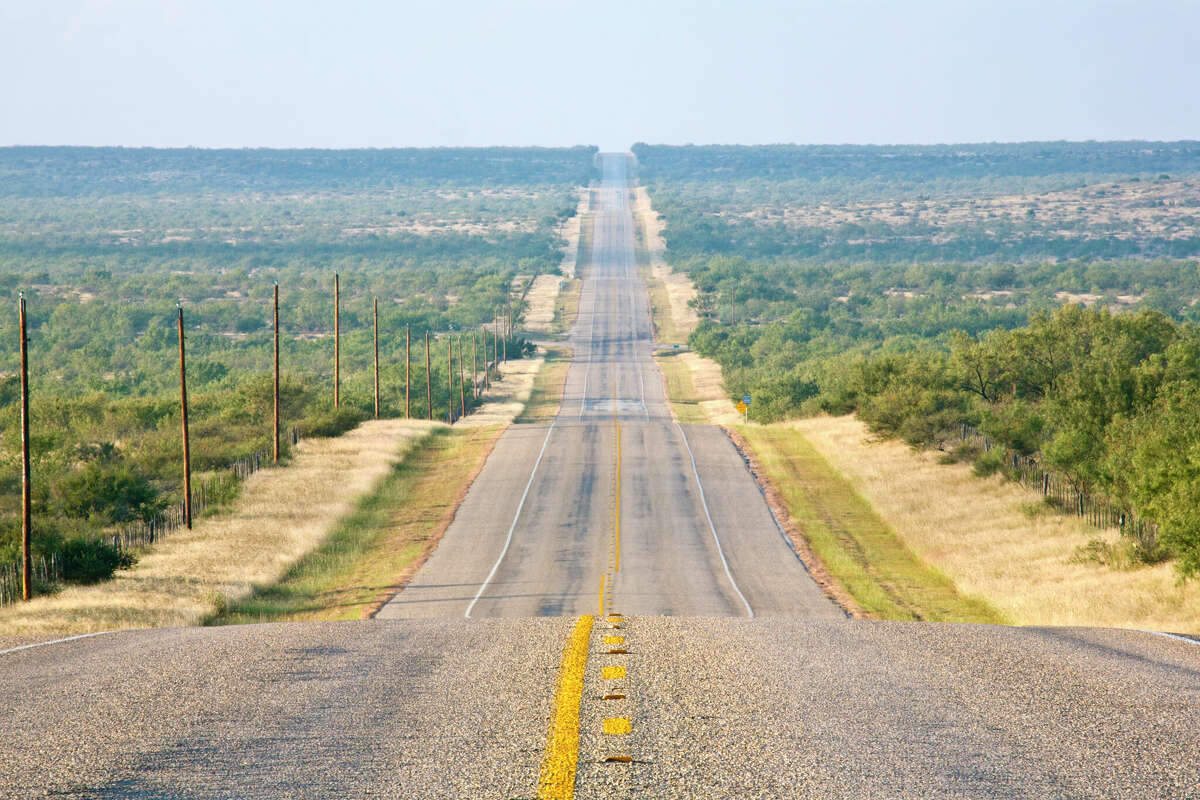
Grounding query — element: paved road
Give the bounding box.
[2,155,1197,799]
[1,620,1197,798]
[377,154,839,620]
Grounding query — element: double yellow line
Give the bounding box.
[541,383,627,799]
[537,615,595,798]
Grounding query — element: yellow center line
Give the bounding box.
[615,421,622,573]
[537,615,595,800]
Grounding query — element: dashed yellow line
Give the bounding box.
[601,665,626,680]
[537,615,595,800]
[603,717,632,735]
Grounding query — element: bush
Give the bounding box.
[304,405,368,438]
[59,537,136,584]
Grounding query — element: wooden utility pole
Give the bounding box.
[493,323,499,374]
[425,330,432,420]
[333,273,341,408]
[447,335,454,424]
[731,286,736,326]
[273,282,280,464]
[458,335,466,418]
[405,324,411,418]
[472,332,478,399]
[372,298,380,419]
[18,295,31,600]
[177,306,193,530]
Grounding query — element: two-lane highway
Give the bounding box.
[2,154,1197,799]
[377,154,839,621]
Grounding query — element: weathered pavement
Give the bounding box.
[1,620,1197,798]
[378,154,839,621]
[2,155,1198,799]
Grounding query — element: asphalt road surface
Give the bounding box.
[2,155,1198,799]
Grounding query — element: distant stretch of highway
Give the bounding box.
[1,155,1197,799]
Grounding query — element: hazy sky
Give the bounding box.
[2,0,1198,151]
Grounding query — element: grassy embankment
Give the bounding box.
[733,423,1004,622]
[0,420,437,641]
[795,416,1200,631]
[210,425,500,623]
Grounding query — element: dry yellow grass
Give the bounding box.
[522,274,564,334]
[213,425,503,624]
[515,345,571,424]
[459,354,546,427]
[0,419,439,640]
[793,415,1200,633]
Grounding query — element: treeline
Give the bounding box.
[831,306,1200,576]
[0,146,599,196]
[652,200,1200,263]
[633,141,1200,193]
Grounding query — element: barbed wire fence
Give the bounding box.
[951,423,1162,557]
[0,427,300,608]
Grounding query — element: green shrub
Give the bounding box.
[59,537,136,584]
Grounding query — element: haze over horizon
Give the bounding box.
[2,0,1198,151]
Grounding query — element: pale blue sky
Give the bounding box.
[2,0,1198,150]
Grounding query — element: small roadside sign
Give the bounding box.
[743,394,752,405]
[736,400,748,415]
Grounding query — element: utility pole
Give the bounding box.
[447,335,454,424]
[373,298,380,419]
[493,323,500,374]
[405,324,411,418]
[458,335,466,418]
[178,305,192,530]
[425,330,432,420]
[273,282,280,464]
[18,295,31,600]
[333,273,340,408]
[731,286,736,326]
[472,331,478,399]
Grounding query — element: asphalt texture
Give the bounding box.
[3,155,1198,799]
[377,153,839,621]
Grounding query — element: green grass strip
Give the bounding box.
[738,424,1004,624]
[208,426,496,624]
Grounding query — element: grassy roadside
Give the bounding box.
[552,278,583,335]
[734,424,1004,623]
[208,425,502,624]
[515,345,571,423]
[654,351,708,424]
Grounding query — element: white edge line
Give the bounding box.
[674,421,755,618]
[579,242,600,419]
[0,630,113,656]
[1142,629,1200,647]
[464,421,557,618]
